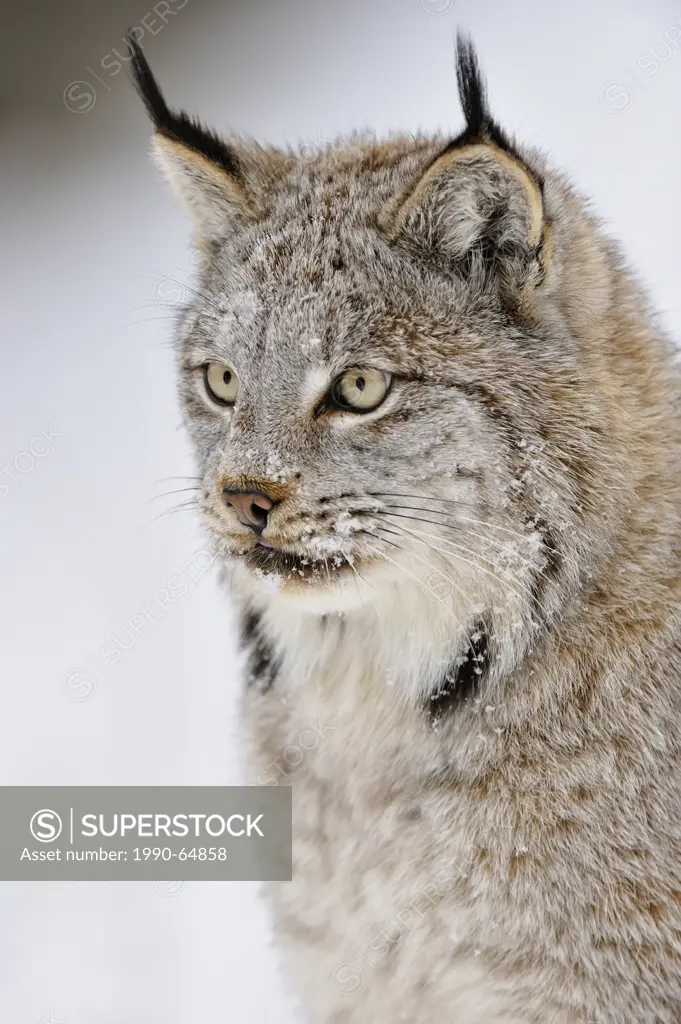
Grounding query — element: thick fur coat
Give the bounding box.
[132,36,681,1023]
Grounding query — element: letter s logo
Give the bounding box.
[30,809,63,843]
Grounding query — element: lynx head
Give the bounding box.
[132,36,626,688]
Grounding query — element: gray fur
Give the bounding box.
[135,40,681,1024]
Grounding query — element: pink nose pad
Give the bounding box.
[222,490,275,533]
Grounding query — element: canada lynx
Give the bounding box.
[132,34,681,1024]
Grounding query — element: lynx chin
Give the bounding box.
[131,34,681,1024]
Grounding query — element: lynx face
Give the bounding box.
[178,188,532,615]
[132,38,617,639]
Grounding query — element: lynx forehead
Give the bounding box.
[132,33,681,1024]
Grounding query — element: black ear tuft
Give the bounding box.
[455,33,489,139]
[127,30,172,128]
[127,32,242,180]
[388,35,547,288]
[453,34,509,150]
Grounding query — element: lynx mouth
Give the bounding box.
[243,542,352,582]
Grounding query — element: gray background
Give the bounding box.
[1,0,680,1021]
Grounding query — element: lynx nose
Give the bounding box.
[222,489,275,534]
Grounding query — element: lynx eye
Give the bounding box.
[203,362,239,406]
[330,368,391,413]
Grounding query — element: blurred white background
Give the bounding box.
[1,0,680,1021]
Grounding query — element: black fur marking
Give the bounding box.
[528,517,562,627]
[239,608,261,648]
[428,623,488,720]
[126,32,242,180]
[239,607,279,692]
[534,517,562,585]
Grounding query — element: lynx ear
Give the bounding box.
[388,36,550,294]
[128,35,256,244]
